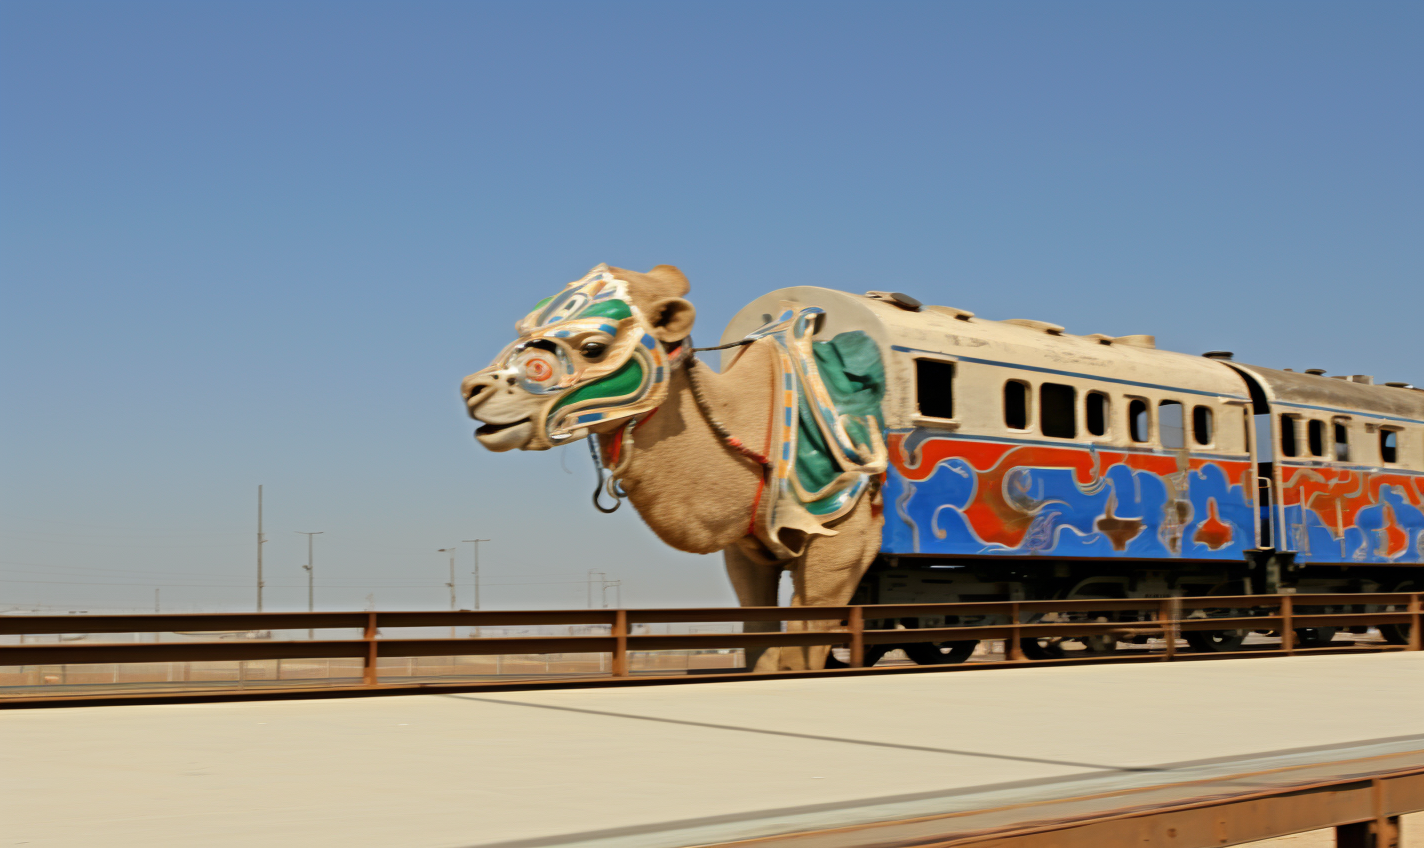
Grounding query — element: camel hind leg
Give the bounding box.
[723,542,785,673]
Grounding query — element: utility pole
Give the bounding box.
[256,485,266,612]
[587,570,606,608]
[601,580,621,609]
[296,531,323,639]
[439,548,456,637]
[463,539,489,638]
[467,540,495,611]
[155,588,161,642]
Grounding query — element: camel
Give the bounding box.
[460,264,887,671]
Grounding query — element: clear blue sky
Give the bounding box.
[2,1,1420,612]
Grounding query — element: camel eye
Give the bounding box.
[579,341,608,359]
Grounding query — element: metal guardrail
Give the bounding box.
[708,753,1424,847]
[0,592,1419,701]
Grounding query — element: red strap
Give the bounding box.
[606,407,661,468]
[746,365,779,538]
[746,474,767,537]
[607,427,626,467]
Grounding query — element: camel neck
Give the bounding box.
[611,343,778,555]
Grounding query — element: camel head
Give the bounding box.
[461,264,696,451]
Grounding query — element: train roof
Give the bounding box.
[721,286,1424,425]
[1226,362,1424,425]
[721,286,1248,399]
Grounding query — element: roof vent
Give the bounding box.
[1385,381,1414,389]
[1113,335,1156,349]
[1202,351,1234,360]
[924,305,975,321]
[865,291,922,311]
[1003,319,1065,335]
[1304,369,1327,376]
[1349,375,1375,385]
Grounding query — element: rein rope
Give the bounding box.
[588,335,770,514]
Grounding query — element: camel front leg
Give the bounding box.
[782,497,884,671]
[723,543,785,673]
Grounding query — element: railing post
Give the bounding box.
[1008,602,1026,662]
[1281,595,1295,655]
[1409,594,1422,653]
[849,606,865,668]
[1160,598,1177,661]
[362,612,379,687]
[1338,777,1401,848]
[612,610,629,677]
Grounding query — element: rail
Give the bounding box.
[0,591,1419,705]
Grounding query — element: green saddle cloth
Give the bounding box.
[795,331,886,514]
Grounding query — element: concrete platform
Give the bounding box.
[2,653,1423,847]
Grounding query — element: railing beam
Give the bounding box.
[3,592,1420,693]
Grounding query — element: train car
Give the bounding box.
[722,287,1424,653]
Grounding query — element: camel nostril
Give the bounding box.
[506,376,517,386]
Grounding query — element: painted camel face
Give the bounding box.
[461,265,693,452]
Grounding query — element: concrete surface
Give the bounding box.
[2,652,1423,847]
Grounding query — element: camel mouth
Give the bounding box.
[476,419,525,436]
[473,418,536,452]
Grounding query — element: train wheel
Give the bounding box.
[1379,581,1416,645]
[1184,629,1247,652]
[1184,579,1252,653]
[823,645,891,668]
[1018,637,1068,660]
[1293,626,1338,648]
[1019,608,1120,659]
[1079,633,1120,654]
[903,641,978,665]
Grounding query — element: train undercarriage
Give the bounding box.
[834,554,1420,666]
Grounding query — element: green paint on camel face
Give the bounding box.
[552,359,646,412]
[577,299,633,322]
[468,265,674,451]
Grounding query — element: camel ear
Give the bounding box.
[645,265,690,296]
[646,297,696,343]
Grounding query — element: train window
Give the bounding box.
[1280,415,1299,458]
[1333,420,1350,461]
[1040,383,1076,438]
[1192,406,1213,446]
[1159,401,1185,449]
[1307,420,1325,457]
[1128,399,1150,443]
[1086,392,1109,437]
[915,359,955,419]
[1004,381,1029,430]
[1381,428,1399,464]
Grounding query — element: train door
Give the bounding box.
[1235,369,1285,551]
[1252,413,1275,547]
